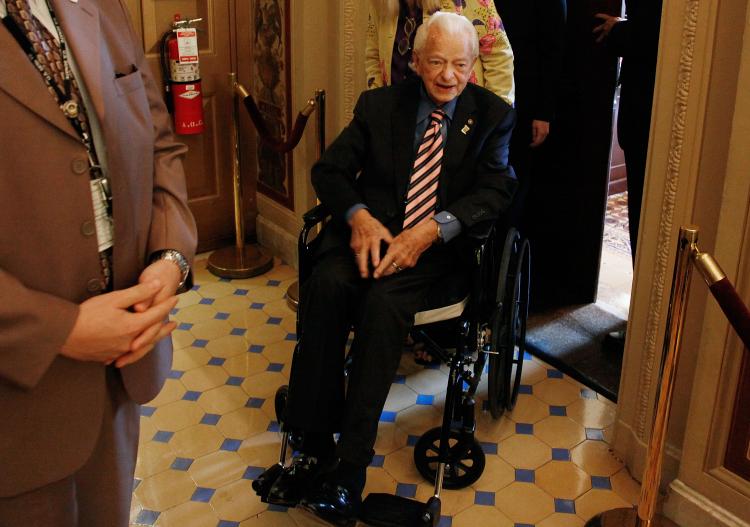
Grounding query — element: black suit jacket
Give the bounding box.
[494,0,567,123]
[607,0,663,149]
[311,79,517,254]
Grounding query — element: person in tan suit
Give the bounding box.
[0,0,197,525]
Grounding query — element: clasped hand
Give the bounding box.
[60,259,182,368]
[349,209,437,279]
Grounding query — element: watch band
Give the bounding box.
[153,249,190,293]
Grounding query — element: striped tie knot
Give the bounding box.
[430,109,446,123]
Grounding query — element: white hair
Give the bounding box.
[413,11,479,59]
[377,0,442,19]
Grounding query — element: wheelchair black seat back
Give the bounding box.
[253,206,530,527]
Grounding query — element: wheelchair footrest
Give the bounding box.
[360,493,441,527]
[251,464,283,502]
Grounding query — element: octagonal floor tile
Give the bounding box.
[507,393,550,424]
[571,441,624,476]
[494,482,555,524]
[206,335,250,359]
[472,454,514,492]
[536,460,592,500]
[216,407,271,440]
[135,470,195,511]
[171,346,211,372]
[156,500,217,527]
[210,479,265,522]
[169,424,224,459]
[147,379,186,408]
[534,378,583,406]
[134,440,175,479]
[180,365,229,392]
[535,415,587,449]
[188,450,247,489]
[575,488,632,521]
[498,434,552,469]
[537,512,586,527]
[152,400,204,432]
[567,398,617,429]
[197,385,248,415]
[189,319,233,341]
[453,504,513,527]
[222,352,269,378]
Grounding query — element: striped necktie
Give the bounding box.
[403,109,446,229]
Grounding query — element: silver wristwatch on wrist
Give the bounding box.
[155,249,190,293]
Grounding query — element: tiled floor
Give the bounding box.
[598,193,633,320]
[129,253,640,527]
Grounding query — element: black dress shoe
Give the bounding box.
[299,481,361,527]
[266,453,326,507]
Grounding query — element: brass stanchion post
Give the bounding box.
[286,89,325,311]
[585,226,698,527]
[207,73,274,279]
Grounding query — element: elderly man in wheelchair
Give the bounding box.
[253,12,529,527]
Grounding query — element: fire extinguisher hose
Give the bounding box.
[240,92,313,154]
[159,29,174,113]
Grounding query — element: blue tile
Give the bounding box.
[407,435,420,446]
[220,438,242,452]
[248,344,265,354]
[230,328,247,336]
[267,279,281,286]
[396,483,417,498]
[226,376,243,386]
[177,322,193,331]
[208,357,226,366]
[551,448,571,461]
[591,476,612,490]
[199,298,214,305]
[518,384,533,395]
[267,504,289,512]
[250,302,265,309]
[217,521,240,527]
[152,430,174,443]
[170,308,179,316]
[523,351,533,360]
[191,285,201,291]
[219,277,232,283]
[437,516,452,527]
[183,391,201,401]
[167,370,184,379]
[515,524,534,527]
[133,478,142,491]
[581,388,598,399]
[416,394,434,405]
[474,491,495,506]
[547,369,564,379]
[586,428,605,441]
[515,468,535,483]
[171,457,194,471]
[190,487,215,502]
[380,411,397,423]
[267,317,282,325]
[515,423,534,435]
[246,397,265,409]
[480,442,498,455]
[285,333,297,341]
[555,498,576,514]
[135,510,160,525]
[393,374,406,384]
[243,466,266,480]
[267,363,284,372]
[549,405,567,416]
[234,289,249,296]
[201,413,221,425]
[140,406,156,417]
[214,312,230,320]
[268,421,281,432]
[370,455,385,468]
[193,339,209,348]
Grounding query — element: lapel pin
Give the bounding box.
[461,125,470,135]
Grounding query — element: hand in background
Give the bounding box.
[60,280,178,366]
[593,13,624,43]
[349,208,394,278]
[373,219,438,279]
[530,120,550,147]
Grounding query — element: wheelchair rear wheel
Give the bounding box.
[487,229,531,418]
[413,427,486,489]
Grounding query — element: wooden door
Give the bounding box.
[124,1,253,253]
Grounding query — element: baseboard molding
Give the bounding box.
[612,417,681,488]
[664,479,750,527]
[257,215,298,269]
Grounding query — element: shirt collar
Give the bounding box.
[416,84,457,125]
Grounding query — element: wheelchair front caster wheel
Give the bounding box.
[274,385,289,424]
[251,463,283,500]
[413,427,486,489]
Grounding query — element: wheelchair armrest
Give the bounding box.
[465,220,496,244]
[302,204,331,228]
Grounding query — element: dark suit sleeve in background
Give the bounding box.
[533,0,567,122]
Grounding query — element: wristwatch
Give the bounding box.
[154,249,190,293]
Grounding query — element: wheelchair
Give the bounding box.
[253,205,530,526]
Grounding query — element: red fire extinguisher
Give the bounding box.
[159,15,205,135]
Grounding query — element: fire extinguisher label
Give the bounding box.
[179,90,201,100]
[176,29,199,63]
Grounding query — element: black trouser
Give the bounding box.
[284,244,459,467]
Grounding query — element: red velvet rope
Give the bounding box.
[241,94,311,154]
[708,278,750,351]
